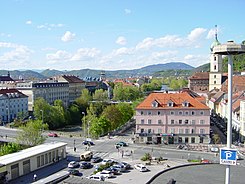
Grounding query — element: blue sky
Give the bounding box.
[0,0,244,71]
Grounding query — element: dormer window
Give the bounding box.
[152,100,158,108]
[182,101,189,107]
[167,100,174,107]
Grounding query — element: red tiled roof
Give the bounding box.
[136,92,209,110]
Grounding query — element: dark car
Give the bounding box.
[68,169,81,176]
[115,141,128,147]
[91,156,102,163]
[80,162,93,169]
[82,140,95,146]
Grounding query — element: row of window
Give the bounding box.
[141,110,205,116]
[140,128,206,134]
[37,150,58,168]
[141,119,205,125]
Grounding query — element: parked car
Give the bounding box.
[106,167,121,175]
[68,169,81,176]
[112,164,126,172]
[134,164,148,172]
[115,141,128,147]
[86,174,105,181]
[97,170,113,178]
[80,162,92,169]
[48,132,58,137]
[82,140,95,146]
[120,161,131,169]
[101,159,113,165]
[91,156,102,163]
[68,161,80,168]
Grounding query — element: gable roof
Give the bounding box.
[136,92,209,110]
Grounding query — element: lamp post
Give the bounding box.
[40,110,44,131]
[82,112,86,138]
[213,41,245,184]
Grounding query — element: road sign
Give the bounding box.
[220,148,237,166]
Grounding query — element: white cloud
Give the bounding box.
[46,50,71,61]
[26,20,32,25]
[37,23,64,30]
[111,47,133,56]
[187,28,207,41]
[124,8,131,15]
[71,48,101,61]
[151,50,178,60]
[135,37,154,50]
[0,42,33,68]
[116,36,127,45]
[206,27,220,39]
[61,31,76,42]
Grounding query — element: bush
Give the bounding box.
[141,153,152,161]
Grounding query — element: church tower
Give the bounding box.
[209,25,223,91]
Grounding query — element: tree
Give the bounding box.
[102,105,123,130]
[17,120,48,146]
[67,104,81,125]
[0,143,22,156]
[117,103,134,123]
[93,89,108,101]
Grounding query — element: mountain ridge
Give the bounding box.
[0,62,204,80]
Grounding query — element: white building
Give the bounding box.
[0,89,28,124]
[0,142,67,182]
[16,81,69,111]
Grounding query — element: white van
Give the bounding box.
[80,151,93,161]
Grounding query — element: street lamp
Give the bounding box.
[213,40,245,184]
[40,110,44,131]
[82,112,86,138]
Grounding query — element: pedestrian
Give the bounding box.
[121,150,124,158]
[74,147,76,152]
[33,174,37,181]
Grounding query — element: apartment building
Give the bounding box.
[0,89,28,124]
[55,75,86,104]
[16,81,69,111]
[135,91,210,144]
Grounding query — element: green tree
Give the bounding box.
[67,104,81,125]
[93,89,108,101]
[102,105,123,130]
[17,120,48,146]
[0,143,22,156]
[89,116,110,137]
[116,103,134,123]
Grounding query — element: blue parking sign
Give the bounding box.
[220,148,237,165]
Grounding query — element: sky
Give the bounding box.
[0,0,244,71]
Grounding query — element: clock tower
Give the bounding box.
[209,25,222,91]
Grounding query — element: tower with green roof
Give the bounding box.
[209,25,223,91]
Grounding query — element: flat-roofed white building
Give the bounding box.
[0,142,67,182]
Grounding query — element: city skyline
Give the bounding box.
[0,0,244,71]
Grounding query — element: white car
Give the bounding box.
[97,170,113,178]
[134,164,148,172]
[101,159,113,165]
[86,174,105,181]
[67,161,80,168]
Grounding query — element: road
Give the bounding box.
[1,126,245,184]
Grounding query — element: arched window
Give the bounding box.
[214,65,217,70]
